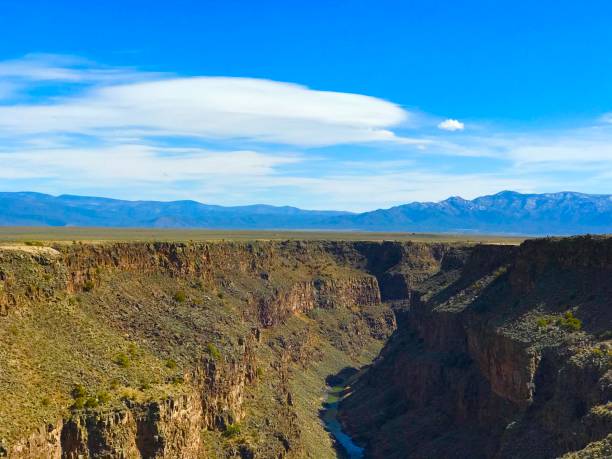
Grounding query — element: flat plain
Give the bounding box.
[0,227,527,244]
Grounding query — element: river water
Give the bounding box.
[321,385,364,459]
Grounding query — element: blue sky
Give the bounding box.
[0,1,611,211]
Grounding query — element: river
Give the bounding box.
[321,385,364,459]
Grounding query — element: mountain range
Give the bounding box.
[1,191,611,235]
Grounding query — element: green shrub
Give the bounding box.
[207,343,221,360]
[140,381,152,391]
[97,391,111,404]
[71,384,100,410]
[120,388,138,402]
[24,240,44,247]
[193,279,204,289]
[170,375,184,385]
[83,280,95,292]
[223,423,241,438]
[557,311,582,332]
[72,384,87,399]
[174,291,186,302]
[114,352,130,368]
[71,397,85,410]
[84,397,99,409]
[591,347,604,357]
[127,343,139,358]
[165,358,178,370]
[536,317,553,328]
[256,367,264,378]
[41,397,51,407]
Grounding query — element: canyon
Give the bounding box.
[0,237,610,458]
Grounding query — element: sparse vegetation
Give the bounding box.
[535,311,582,332]
[0,226,527,243]
[70,385,104,410]
[84,396,99,409]
[114,352,130,368]
[83,280,95,291]
[174,291,186,302]
[97,391,111,404]
[207,342,221,360]
[127,343,139,358]
[72,384,87,399]
[139,381,152,391]
[537,316,553,328]
[557,311,582,332]
[71,397,85,410]
[23,240,44,246]
[120,388,139,402]
[223,423,242,438]
[0,235,608,459]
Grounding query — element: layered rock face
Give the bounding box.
[339,237,612,458]
[7,339,257,459]
[258,277,381,327]
[0,241,399,458]
[1,237,610,458]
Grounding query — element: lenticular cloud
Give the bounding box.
[0,76,409,147]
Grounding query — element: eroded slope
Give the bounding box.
[339,237,612,458]
[0,240,436,458]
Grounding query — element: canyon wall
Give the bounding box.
[1,237,610,458]
[0,241,396,458]
[339,237,612,459]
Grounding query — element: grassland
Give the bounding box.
[0,226,527,244]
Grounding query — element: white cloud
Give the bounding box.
[508,142,612,165]
[0,143,543,211]
[0,145,299,182]
[1,54,611,211]
[0,53,157,83]
[438,118,465,131]
[0,55,414,147]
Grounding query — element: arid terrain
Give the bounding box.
[0,233,609,458]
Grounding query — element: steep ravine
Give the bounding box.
[339,237,612,459]
[0,238,609,458]
[0,240,404,457]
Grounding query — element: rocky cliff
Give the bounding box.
[1,237,610,458]
[339,236,612,458]
[0,240,397,458]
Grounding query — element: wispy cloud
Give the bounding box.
[0,145,300,181]
[0,53,611,210]
[601,113,612,124]
[0,143,543,210]
[0,53,157,83]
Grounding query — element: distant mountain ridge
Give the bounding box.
[0,190,611,235]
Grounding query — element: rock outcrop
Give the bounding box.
[339,236,612,458]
